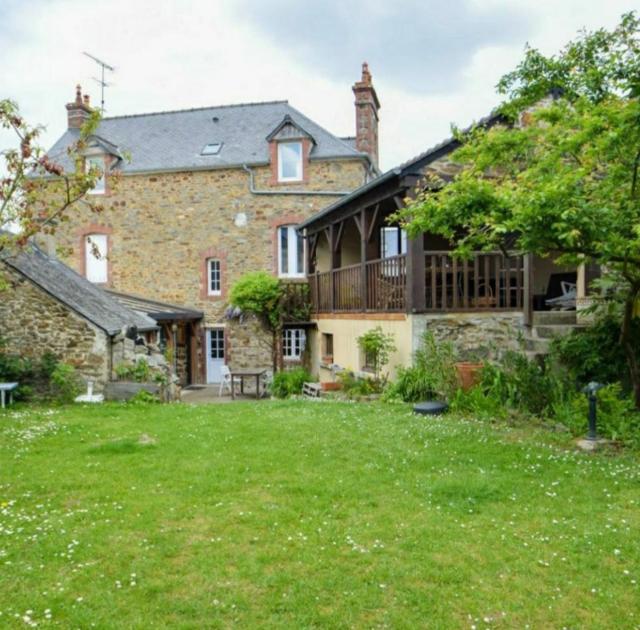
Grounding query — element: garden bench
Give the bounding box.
[0,382,19,409]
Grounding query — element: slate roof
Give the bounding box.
[2,243,158,335]
[298,111,503,231]
[104,290,203,322]
[47,101,367,174]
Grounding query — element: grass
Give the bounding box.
[0,400,638,628]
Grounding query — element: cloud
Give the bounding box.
[230,0,534,94]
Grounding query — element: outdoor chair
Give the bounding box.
[218,365,240,397]
[545,281,577,310]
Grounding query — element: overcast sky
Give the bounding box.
[1,0,638,171]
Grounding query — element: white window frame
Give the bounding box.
[283,328,306,361]
[85,233,108,283]
[278,225,305,278]
[208,258,222,296]
[277,141,303,182]
[86,156,106,195]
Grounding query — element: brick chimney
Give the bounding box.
[352,62,380,168]
[66,84,92,129]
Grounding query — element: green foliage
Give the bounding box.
[356,327,396,380]
[129,389,160,405]
[553,383,640,448]
[270,367,312,398]
[49,363,82,404]
[0,348,68,401]
[395,13,640,405]
[229,271,283,329]
[115,359,152,383]
[551,315,635,388]
[337,370,380,398]
[384,332,458,402]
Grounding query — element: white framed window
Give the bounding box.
[278,225,305,278]
[208,259,221,296]
[381,226,407,258]
[86,156,106,195]
[85,233,108,283]
[283,328,306,360]
[277,141,303,182]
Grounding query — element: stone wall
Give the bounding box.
[0,265,110,387]
[419,312,524,359]
[50,158,368,378]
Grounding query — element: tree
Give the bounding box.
[357,326,396,382]
[395,12,640,407]
[1,99,104,258]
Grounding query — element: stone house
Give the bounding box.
[0,241,158,390]
[45,65,380,385]
[298,112,597,382]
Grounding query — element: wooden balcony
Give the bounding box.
[310,251,525,314]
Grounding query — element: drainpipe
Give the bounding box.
[242,164,352,196]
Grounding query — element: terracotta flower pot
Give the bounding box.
[455,362,484,391]
[321,382,342,391]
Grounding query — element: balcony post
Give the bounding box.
[406,235,426,313]
[360,208,367,311]
[523,253,534,326]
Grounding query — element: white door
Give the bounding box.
[206,328,225,383]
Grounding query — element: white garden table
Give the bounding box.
[0,383,18,409]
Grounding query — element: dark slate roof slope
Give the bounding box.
[3,243,157,335]
[47,101,367,174]
[104,290,203,322]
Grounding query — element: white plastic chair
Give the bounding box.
[218,365,239,397]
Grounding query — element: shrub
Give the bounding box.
[129,389,159,404]
[50,363,83,404]
[270,367,312,398]
[356,327,396,381]
[337,370,380,398]
[384,332,458,402]
[551,315,635,388]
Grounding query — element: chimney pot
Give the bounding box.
[66,84,93,129]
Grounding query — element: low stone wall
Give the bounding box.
[419,312,524,358]
[0,265,110,387]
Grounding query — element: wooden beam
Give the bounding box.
[333,221,345,252]
[366,204,380,242]
[360,208,367,311]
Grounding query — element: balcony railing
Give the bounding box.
[310,251,524,314]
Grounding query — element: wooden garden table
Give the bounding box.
[229,369,266,400]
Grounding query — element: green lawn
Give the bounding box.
[0,401,638,628]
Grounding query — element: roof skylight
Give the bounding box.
[201,142,223,156]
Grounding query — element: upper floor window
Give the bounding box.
[86,156,105,195]
[208,258,221,296]
[283,328,306,361]
[277,141,303,182]
[278,225,304,278]
[85,233,108,283]
[381,226,407,258]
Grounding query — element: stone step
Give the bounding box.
[525,350,548,364]
[523,336,552,352]
[533,324,584,339]
[532,310,577,326]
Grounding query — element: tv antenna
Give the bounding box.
[83,51,115,114]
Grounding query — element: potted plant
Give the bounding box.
[454,348,487,391]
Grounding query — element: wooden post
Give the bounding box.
[406,234,426,313]
[523,253,534,327]
[360,209,367,311]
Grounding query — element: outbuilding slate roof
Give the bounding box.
[47,101,367,174]
[2,243,158,335]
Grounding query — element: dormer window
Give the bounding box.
[201,142,223,156]
[277,141,303,182]
[86,156,105,195]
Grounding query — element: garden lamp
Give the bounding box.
[582,381,604,441]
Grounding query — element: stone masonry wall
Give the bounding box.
[51,159,368,379]
[0,265,110,387]
[419,312,524,359]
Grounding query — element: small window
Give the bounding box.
[322,333,334,363]
[201,142,223,156]
[362,348,376,372]
[85,233,108,283]
[283,329,306,361]
[381,226,407,258]
[277,141,303,182]
[86,156,105,194]
[208,259,221,296]
[278,225,305,278]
